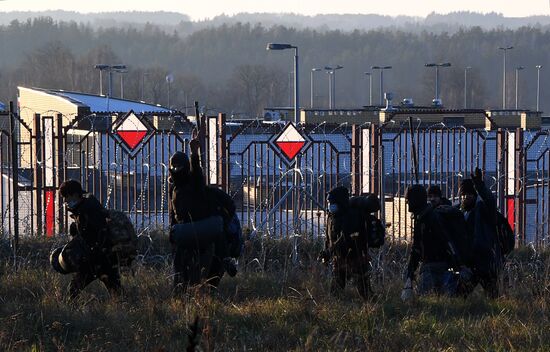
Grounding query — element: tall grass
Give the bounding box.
[0,234,548,351]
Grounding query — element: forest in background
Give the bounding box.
[1,13,550,117]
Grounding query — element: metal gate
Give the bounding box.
[224,120,352,238]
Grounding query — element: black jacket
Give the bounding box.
[463,179,502,273]
[69,194,109,250]
[168,151,211,226]
[406,205,463,280]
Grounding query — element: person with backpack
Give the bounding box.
[458,168,504,298]
[55,180,123,300]
[427,185,452,207]
[319,186,382,300]
[401,185,470,301]
[168,132,237,295]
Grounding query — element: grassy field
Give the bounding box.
[0,234,548,351]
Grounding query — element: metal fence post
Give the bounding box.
[8,102,20,249]
[350,124,361,196]
[515,127,525,245]
[496,128,506,214]
[56,114,65,233]
[217,113,228,192]
[33,114,43,236]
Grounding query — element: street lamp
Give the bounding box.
[364,72,373,106]
[499,46,514,109]
[166,73,174,108]
[464,66,471,109]
[267,43,299,124]
[371,65,392,106]
[111,65,128,99]
[515,66,524,110]
[108,64,126,98]
[94,64,110,96]
[425,62,451,103]
[310,68,322,108]
[324,65,343,109]
[141,71,149,101]
[536,65,542,111]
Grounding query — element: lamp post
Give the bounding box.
[141,71,149,101]
[94,64,110,96]
[464,66,471,109]
[536,65,542,111]
[166,73,174,108]
[111,64,127,99]
[499,46,514,109]
[371,65,392,106]
[267,43,299,124]
[310,68,322,108]
[425,62,451,103]
[364,72,372,106]
[324,65,343,109]
[515,66,524,110]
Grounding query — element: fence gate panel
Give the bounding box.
[61,113,191,232]
[521,129,550,247]
[227,122,352,238]
[380,127,498,242]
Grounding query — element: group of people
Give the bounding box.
[53,131,508,301]
[320,167,509,301]
[54,132,241,300]
[402,168,506,300]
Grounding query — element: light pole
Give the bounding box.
[267,43,299,124]
[371,66,392,106]
[425,62,451,103]
[499,46,514,109]
[141,71,149,101]
[364,72,373,106]
[111,64,127,99]
[324,65,343,109]
[94,64,110,96]
[310,68,321,108]
[464,66,471,109]
[166,73,174,108]
[515,66,524,110]
[536,65,542,111]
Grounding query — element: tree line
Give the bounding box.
[1,17,550,117]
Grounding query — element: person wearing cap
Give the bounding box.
[458,167,502,298]
[168,131,237,295]
[427,185,452,208]
[57,179,122,300]
[320,186,372,299]
[401,185,467,301]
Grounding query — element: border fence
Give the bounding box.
[1,104,549,250]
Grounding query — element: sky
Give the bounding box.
[0,0,550,20]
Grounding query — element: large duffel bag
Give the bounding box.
[171,216,225,250]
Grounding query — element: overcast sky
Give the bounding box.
[1,0,549,20]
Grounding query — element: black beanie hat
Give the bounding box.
[460,179,477,196]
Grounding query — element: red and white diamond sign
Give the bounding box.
[115,111,149,149]
[271,123,310,163]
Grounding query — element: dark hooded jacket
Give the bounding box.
[168,150,211,227]
[68,193,109,251]
[406,205,463,279]
[325,187,368,260]
[462,178,502,274]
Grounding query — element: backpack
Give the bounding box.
[496,211,515,255]
[365,214,385,248]
[349,194,384,248]
[432,205,472,266]
[105,209,138,266]
[205,187,243,258]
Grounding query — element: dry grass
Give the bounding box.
[0,234,548,351]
